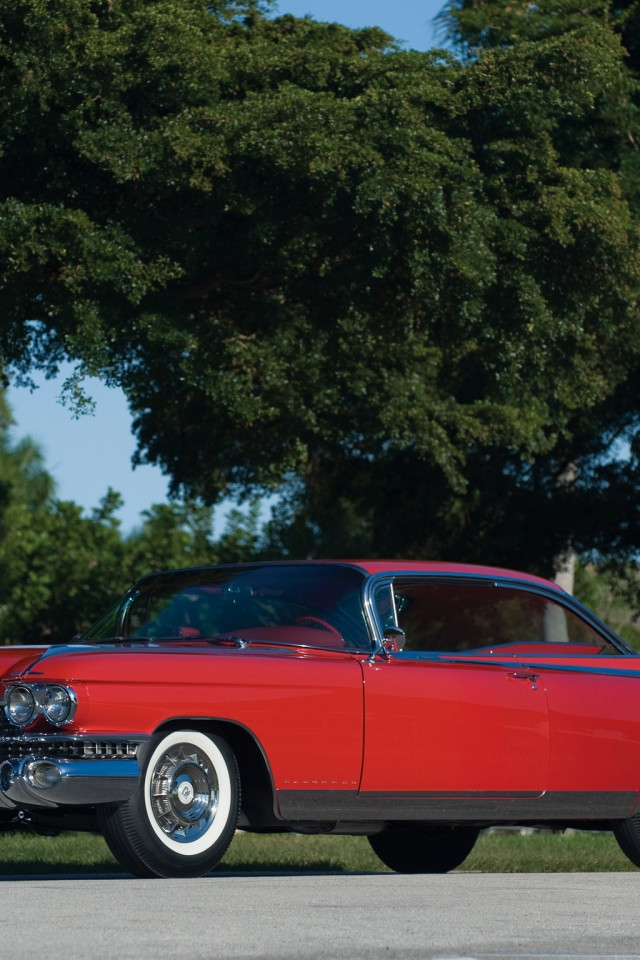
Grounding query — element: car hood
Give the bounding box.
[0,637,358,685]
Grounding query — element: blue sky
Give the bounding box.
[274,1,444,49]
[8,1,445,533]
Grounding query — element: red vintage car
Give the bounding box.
[1,559,640,877]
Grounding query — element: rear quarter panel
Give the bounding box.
[524,656,640,792]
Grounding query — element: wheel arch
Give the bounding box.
[150,716,278,828]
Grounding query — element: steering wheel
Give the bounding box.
[294,616,343,640]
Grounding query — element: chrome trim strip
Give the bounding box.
[483,661,640,680]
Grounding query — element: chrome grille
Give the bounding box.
[0,710,14,737]
[0,736,144,763]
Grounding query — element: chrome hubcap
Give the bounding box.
[150,743,219,843]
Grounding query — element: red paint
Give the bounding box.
[2,561,640,821]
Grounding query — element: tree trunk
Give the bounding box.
[552,461,578,595]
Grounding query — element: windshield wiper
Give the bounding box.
[80,634,251,647]
[134,634,250,648]
[201,635,248,648]
[81,636,131,646]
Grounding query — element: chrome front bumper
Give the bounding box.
[0,735,146,810]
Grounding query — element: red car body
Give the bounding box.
[1,559,640,877]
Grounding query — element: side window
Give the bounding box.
[377,578,616,655]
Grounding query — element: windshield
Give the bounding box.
[81,563,372,650]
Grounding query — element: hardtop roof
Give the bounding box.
[136,559,562,593]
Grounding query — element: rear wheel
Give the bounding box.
[613,814,640,868]
[98,729,239,878]
[369,823,479,873]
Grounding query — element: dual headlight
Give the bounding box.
[4,683,77,727]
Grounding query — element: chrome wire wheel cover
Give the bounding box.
[143,731,233,856]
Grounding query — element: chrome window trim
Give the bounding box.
[361,571,635,658]
[362,576,394,657]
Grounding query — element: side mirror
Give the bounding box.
[382,626,406,653]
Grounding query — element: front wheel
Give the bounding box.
[369,823,479,873]
[98,729,239,878]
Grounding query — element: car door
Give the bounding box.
[359,576,550,818]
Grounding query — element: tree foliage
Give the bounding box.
[426,0,640,573]
[2,1,640,572]
[0,401,125,641]
[438,0,640,206]
[438,0,640,63]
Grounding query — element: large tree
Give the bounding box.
[2,1,640,570]
[426,0,640,574]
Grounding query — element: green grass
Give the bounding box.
[0,828,636,876]
[464,830,638,873]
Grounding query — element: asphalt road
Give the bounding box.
[0,871,638,960]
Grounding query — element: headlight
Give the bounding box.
[42,684,76,725]
[4,683,77,727]
[5,685,38,726]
